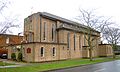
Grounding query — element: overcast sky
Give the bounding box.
[3,0,120,34]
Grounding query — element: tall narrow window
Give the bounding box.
[74,33,76,51]
[25,35,28,42]
[67,33,70,49]
[52,25,54,41]
[29,25,32,31]
[52,47,56,56]
[22,48,25,57]
[43,22,46,40]
[40,47,44,57]
[29,33,33,42]
[52,24,56,41]
[84,35,86,46]
[79,36,81,50]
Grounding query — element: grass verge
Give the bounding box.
[0,57,120,72]
[0,61,14,66]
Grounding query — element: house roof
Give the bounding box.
[40,12,100,33]
[57,24,100,36]
[40,12,87,28]
[26,12,100,33]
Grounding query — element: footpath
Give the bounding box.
[0,59,30,68]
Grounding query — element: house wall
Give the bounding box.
[34,43,67,62]
[0,35,23,48]
[7,44,34,62]
[98,44,113,56]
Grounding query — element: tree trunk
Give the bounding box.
[112,48,116,59]
[113,53,116,59]
[89,48,93,61]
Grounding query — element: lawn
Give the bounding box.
[0,61,14,66]
[0,57,120,72]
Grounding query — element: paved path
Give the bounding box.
[0,59,30,68]
[0,65,26,68]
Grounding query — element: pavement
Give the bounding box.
[0,59,30,68]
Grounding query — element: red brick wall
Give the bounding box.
[0,49,8,54]
[0,34,23,47]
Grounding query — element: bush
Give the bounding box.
[11,53,16,60]
[17,53,22,61]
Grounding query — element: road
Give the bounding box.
[48,60,120,72]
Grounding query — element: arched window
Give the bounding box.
[52,47,56,56]
[27,48,31,53]
[40,47,44,57]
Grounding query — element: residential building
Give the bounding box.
[0,34,23,56]
[0,34,23,48]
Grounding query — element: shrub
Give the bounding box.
[17,52,22,61]
[11,53,16,60]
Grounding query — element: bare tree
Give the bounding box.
[0,16,19,34]
[103,27,120,58]
[0,0,19,34]
[78,9,113,61]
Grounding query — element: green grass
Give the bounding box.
[0,61,14,66]
[0,57,120,72]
